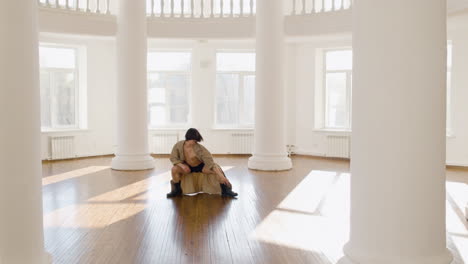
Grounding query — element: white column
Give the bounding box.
[248,0,292,171]
[0,1,50,263]
[112,0,155,170]
[342,1,452,264]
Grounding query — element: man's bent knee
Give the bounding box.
[171,165,185,179]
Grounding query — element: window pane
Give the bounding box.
[447,71,451,132]
[148,52,191,71]
[447,44,452,133]
[148,72,189,126]
[170,106,188,123]
[242,75,255,125]
[148,72,163,88]
[149,87,166,104]
[149,105,166,127]
[167,74,189,123]
[167,74,189,106]
[326,50,352,71]
[217,52,256,72]
[53,72,76,127]
[326,72,347,128]
[39,47,76,69]
[216,74,239,125]
[148,73,166,104]
[40,72,52,128]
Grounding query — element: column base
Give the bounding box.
[111,153,155,171]
[340,243,453,264]
[248,154,292,171]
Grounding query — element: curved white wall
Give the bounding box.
[39,33,117,160]
[37,8,468,167]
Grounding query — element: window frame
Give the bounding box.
[320,48,353,131]
[214,51,256,129]
[147,49,192,129]
[447,41,453,137]
[39,44,80,131]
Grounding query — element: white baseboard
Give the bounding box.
[294,150,326,157]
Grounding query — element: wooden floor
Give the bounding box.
[42,155,468,264]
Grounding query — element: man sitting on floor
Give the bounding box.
[167,128,238,198]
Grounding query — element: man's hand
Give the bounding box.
[177,163,191,174]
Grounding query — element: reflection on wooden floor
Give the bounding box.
[42,156,468,264]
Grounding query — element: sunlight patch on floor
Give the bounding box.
[250,170,468,263]
[320,173,350,218]
[447,181,468,217]
[89,170,172,202]
[277,170,338,215]
[42,166,110,186]
[251,170,350,263]
[451,235,468,263]
[446,181,468,263]
[44,167,237,229]
[220,166,234,171]
[251,210,348,263]
[447,198,468,235]
[44,203,146,229]
[45,170,172,228]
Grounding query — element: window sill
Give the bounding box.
[212,127,254,131]
[149,128,187,131]
[313,128,351,134]
[41,128,90,134]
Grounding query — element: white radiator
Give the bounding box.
[326,135,350,158]
[230,133,254,154]
[151,133,179,154]
[50,136,76,160]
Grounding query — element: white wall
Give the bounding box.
[39,31,468,166]
[40,33,117,160]
[291,32,468,166]
[146,39,256,154]
[39,36,258,159]
[447,23,468,166]
[291,35,352,156]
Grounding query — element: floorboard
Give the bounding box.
[41,155,468,264]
